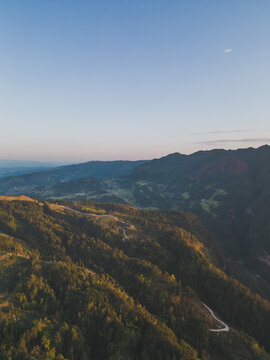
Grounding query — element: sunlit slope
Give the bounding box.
[2,147,270,300]
[0,197,269,359]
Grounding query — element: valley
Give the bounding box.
[1,146,270,299]
[1,147,270,358]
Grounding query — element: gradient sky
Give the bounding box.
[1,0,270,162]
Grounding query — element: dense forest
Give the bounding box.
[0,197,270,360]
[0,196,269,359]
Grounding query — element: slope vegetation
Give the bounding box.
[0,197,269,359]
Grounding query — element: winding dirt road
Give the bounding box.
[202,303,230,332]
[58,205,130,242]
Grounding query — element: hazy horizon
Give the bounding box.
[1,0,270,161]
[0,144,269,164]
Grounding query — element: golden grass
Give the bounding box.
[0,195,36,202]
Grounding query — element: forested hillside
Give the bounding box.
[0,196,269,360]
[126,145,270,288]
[2,147,270,297]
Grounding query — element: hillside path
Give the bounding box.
[58,205,130,241]
[203,303,230,332]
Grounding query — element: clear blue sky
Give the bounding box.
[1,0,270,161]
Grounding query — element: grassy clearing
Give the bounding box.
[213,189,227,197]
[110,188,135,204]
[0,195,36,202]
[135,181,149,186]
[181,192,190,200]
[200,188,227,214]
[47,195,77,200]
[95,216,116,225]
[81,206,106,215]
[201,200,218,214]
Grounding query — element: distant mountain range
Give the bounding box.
[0,160,147,190]
[1,146,270,296]
[0,160,65,179]
[0,160,64,168]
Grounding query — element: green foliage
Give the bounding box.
[0,198,269,359]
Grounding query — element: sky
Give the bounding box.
[0,0,270,162]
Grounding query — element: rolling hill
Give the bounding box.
[0,196,269,359]
[0,160,62,179]
[1,146,270,297]
[0,160,146,193]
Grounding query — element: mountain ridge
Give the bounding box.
[1,146,270,298]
